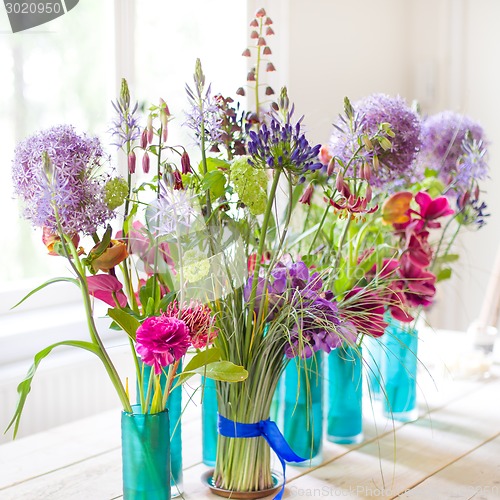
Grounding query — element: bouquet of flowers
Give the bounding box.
[7,6,490,498]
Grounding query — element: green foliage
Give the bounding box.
[6,340,104,438]
[107,307,141,341]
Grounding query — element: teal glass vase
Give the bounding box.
[327,344,363,444]
[138,362,183,496]
[281,350,323,465]
[167,376,183,497]
[363,334,383,400]
[381,320,419,422]
[201,376,218,467]
[121,404,171,500]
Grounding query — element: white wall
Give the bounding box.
[249,0,500,331]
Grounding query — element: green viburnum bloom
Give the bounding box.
[231,156,268,215]
[104,177,129,210]
[183,248,211,282]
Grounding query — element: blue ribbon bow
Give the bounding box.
[217,414,306,500]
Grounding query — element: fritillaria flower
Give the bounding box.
[135,315,191,375]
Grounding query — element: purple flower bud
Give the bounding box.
[265,86,275,96]
[249,19,258,27]
[236,87,246,96]
[141,128,148,148]
[173,170,183,190]
[142,152,150,173]
[327,158,335,176]
[263,46,272,55]
[250,30,259,39]
[128,151,136,174]
[242,48,251,57]
[266,26,275,36]
[299,183,314,205]
[181,151,192,174]
[265,17,273,25]
[256,8,266,17]
[147,115,154,143]
[266,62,276,72]
[257,37,267,47]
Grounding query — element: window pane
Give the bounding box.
[0,2,114,288]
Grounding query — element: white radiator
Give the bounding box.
[0,346,134,445]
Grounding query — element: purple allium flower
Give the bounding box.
[418,111,488,191]
[328,94,422,189]
[146,179,197,237]
[135,314,191,374]
[247,112,322,180]
[12,125,114,236]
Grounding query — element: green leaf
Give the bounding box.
[202,170,227,198]
[123,202,138,236]
[174,348,222,387]
[139,276,161,315]
[436,267,452,282]
[199,157,230,174]
[11,277,80,310]
[184,348,221,372]
[159,291,177,311]
[5,340,103,438]
[190,361,248,382]
[424,168,438,178]
[107,308,141,340]
[436,253,460,264]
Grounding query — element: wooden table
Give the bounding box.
[1,363,499,499]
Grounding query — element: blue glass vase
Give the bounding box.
[121,404,171,500]
[201,376,218,467]
[167,377,183,497]
[381,320,419,422]
[363,334,383,400]
[327,344,363,444]
[282,350,323,465]
[138,363,183,496]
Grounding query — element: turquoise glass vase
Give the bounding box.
[363,335,383,400]
[167,376,183,497]
[201,376,218,467]
[121,404,171,500]
[327,344,363,444]
[381,320,419,422]
[138,363,183,496]
[281,350,323,465]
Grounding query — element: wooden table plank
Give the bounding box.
[1,366,498,499]
[399,434,500,499]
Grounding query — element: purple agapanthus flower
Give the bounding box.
[328,93,422,189]
[245,261,354,358]
[12,125,114,236]
[247,111,322,180]
[418,111,488,191]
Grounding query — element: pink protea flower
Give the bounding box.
[166,300,217,349]
[135,315,190,374]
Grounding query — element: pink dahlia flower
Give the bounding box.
[135,315,190,374]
